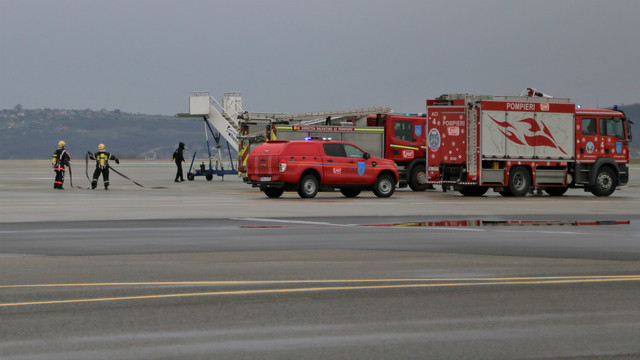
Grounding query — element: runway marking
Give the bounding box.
[2,275,639,307]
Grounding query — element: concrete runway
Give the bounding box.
[1,160,640,359]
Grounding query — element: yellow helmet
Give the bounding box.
[58,140,66,149]
[98,143,105,151]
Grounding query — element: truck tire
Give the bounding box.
[298,174,319,198]
[508,167,530,197]
[373,174,395,198]
[544,187,568,196]
[409,164,430,191]
[264,187,284,198]
[591,167,616,197]
[459,186,488,197]
[340,188,361,198]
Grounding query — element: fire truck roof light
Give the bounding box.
[576,105,582,109]
[304,136,333,141]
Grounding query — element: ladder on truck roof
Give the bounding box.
[239,106,392,122]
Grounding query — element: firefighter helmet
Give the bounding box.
[58,140,66,149]
[98,143,105,151]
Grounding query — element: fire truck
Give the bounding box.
[240,113,430,191]
[426,91,632,197]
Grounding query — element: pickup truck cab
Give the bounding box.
[247,139,399,198]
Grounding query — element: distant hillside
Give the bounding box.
[0,107,233,160]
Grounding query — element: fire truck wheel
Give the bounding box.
[544,187,568,196]
[340,188,361,198]
[508,167,531,197]
[373,174,396,198]
[459,186,489,197]
[298,174,319,198]
[409,164,429,191]
[591,167,616,197]
[264,187,284,198]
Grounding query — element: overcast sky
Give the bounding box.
[1,0,639,115]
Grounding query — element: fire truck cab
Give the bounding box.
[426,93,631,197]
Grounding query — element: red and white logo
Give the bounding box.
[540,103,550,111]
[447,126,460,136]
[402,150,415,159]
[333,168,342,174]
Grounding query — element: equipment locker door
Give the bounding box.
[426,106,466,180]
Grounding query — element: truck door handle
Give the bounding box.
[349,161,355,164]
[327,159,333,163]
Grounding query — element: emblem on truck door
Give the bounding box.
[357,162,365,176]
[428,129,441,151]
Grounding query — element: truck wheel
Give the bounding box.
[264,187,284,198]
[508,167,530,197]
[340,188,361,198]
[544,187,568,196]
[409,164,430,191]
[459,186,488,197]
[298,174,319,198]
[373,174,395,198]
[591,167,616,197]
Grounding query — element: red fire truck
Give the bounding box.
[426,92,632,197]
[239,114,429,191]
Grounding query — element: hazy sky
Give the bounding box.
[1,0,639,115]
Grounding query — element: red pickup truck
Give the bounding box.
[246,139,399,198]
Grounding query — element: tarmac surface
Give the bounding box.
[1,159,639,223]
[1,159,640,359]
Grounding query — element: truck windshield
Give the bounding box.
[600,118,625,140]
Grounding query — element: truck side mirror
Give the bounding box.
[363,152,371,159]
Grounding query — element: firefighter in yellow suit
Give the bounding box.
[88,143,119,190]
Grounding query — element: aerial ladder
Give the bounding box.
[177,91,392,180]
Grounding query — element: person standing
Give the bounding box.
[88,143,119,190]
[52,140,70,189]
[173,142,186,182]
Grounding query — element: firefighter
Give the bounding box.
[88,143,119,190]
[52,140,70,189]
[172,142,185,182]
